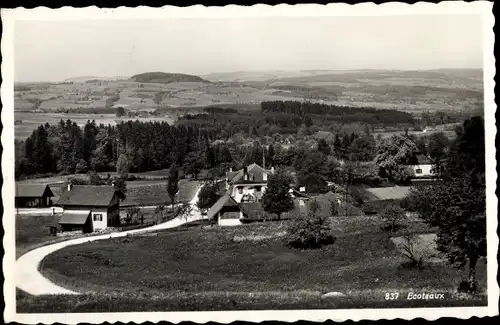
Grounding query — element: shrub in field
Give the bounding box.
[397,231,425,269]
[381,205,406,232]
[285,200,336,249]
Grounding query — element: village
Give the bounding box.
[7,7,491,315]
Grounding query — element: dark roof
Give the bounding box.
[16,184,54,198]
[414,153,432,165]
[59,210,90,225]
[207,193,239,220]
[228,163,272,185]
[315,131,334,140]
[57,185,117,207]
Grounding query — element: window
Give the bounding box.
[415,168,422,174]
[93,214,103,221]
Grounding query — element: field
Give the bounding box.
[27,216,487,312]
[14,69,483,140]
[14,112,176,140]
[15,214,61,258]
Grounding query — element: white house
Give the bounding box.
[407,153,435,178]
[56,184,120,233]
[226,163,274,203]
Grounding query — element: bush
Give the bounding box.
[285,200,336,249]
[381,205,406,232]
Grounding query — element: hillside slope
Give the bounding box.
[131,72,210,84]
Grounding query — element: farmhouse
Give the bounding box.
[207,192,308,226]
[407,153,435,178]
[15,183,54,208]
[56,184,120,233]
[226,163,274,203]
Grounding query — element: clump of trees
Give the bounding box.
[285,200,336,249]
[404,116,486,292]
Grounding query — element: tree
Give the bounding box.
[154,205,166,224]
[116,106,126,118]
[349,135,376,161]
[75,159,88,174]
[428,132,449,175]
[374,134,418,183]
[197,184,219,214]
[261,168,294,220]
[116,153,129,179]
[113,177,127,200]
[317,139,331,155]
[285,199,336,249]
[380,205,406,233]
[167,164,180,208]
[407,116,486,291]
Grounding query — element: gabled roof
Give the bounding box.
[413,153,432,165]
[59,210,90,225]
[228,163,272,184]
[16,184,54,198]
[57,185,117,207]
[315,131,335,140]
[206,193,239,220]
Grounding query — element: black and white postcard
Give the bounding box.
[1,2,498,323]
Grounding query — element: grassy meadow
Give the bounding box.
[28,216,487,312]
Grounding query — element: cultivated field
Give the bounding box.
[30,216,486,311]
[14,69,483,140]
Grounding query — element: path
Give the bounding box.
[16,185,204,296]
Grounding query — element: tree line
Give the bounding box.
[261,100,416,126]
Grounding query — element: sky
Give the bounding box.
[14,15,483,82]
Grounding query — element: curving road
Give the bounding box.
[16,186,204,296]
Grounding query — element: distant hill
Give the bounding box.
[64,76,128,83]
[130,72,210,84]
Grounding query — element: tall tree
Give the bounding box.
[167,164,180,209]
[428,132,449,176]
[262,168,294,220]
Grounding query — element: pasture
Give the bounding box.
[34,216,487,311]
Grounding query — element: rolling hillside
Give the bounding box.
[130,72,210,84]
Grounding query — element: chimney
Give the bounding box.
[229,167,233,172]
[271,166,275,173]
[243,166,248,180]
[299,186,306,193]
[67,183,72,191]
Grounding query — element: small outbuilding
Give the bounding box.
[15,183,54,208]
[57,184,120,233]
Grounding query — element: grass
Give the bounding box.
[17,289,487,313]
[15,214,61,258]
[35,216,487,312]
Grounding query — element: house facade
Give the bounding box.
[226,163,274,203]
[15,184,54,208]
[408,153,435,178]
[56,184,120,233]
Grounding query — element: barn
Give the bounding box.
[57,184,120,233]
[15,183,54,208]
